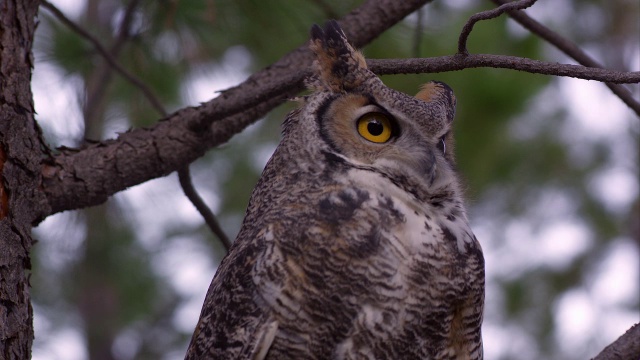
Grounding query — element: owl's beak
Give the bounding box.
[407,148,437,186]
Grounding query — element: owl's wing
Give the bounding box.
[244,318,279,360]
[186,311,277,360]
[184,229,280,360]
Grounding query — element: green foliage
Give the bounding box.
[43,15,94,74]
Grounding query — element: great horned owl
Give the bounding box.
[185,21,484,360]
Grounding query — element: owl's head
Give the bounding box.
[283,21,458,193]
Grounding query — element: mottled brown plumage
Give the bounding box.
[185,20,484,360]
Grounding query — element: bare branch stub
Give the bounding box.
[591,323,640,360]
[458,0,537,55]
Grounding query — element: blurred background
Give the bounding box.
[31,0,639,359]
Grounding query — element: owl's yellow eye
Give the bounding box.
[356,112,393,143]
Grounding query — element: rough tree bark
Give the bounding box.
[0,0,48,358]
[591,323,640,360]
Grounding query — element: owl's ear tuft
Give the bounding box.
[416,81,457,163]
[415,81,457,125]
[309,20,370,92]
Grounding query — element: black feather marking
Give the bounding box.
[310,23,324,42]
[441,225,458,245]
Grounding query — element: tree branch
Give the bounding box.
[367,55,640,83]
[40,0,437,218]
[40,0,168,118]
[41,0,235,246]
[490,0,640,116]
[178,167,232,251]
[40,0,640,218]
[591,323,640,360]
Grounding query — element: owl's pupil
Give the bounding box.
[367,120,384,136]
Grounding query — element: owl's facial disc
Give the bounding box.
[318,93,439,183]
[318,94,395,151]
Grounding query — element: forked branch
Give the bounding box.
[458,0,537,55]
[40,0,231,247]
[41,0,640,219]
[489,0,640,116]
[40,0,167,118]
[40,0,439,216]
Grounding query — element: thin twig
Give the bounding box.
[41,0,231,248]
[367,54,640,83]
[458,0,537,54]
[490,0,640,116]
[413,7,424,58]
[40,0,168,117]
[114,0,141,46]
[83,0,141,129]
[175,167,231,251]
[178,167,232,251]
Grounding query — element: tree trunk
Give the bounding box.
[0,1,48,358]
